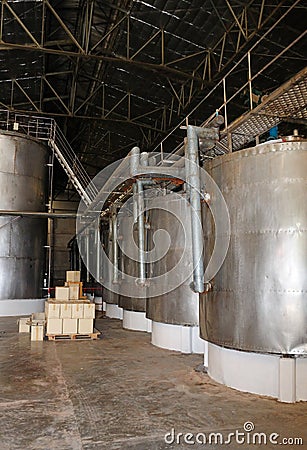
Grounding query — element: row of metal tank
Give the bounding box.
[0,130,306,401]
[101,137,307,402]
[102,192,202,352]
[103,138,306,358]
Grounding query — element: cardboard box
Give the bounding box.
[60,303,72,319]
[45,301,60,318]
[71,303,84,319]
[78,318,93,334]
[18,317,30,333]
[63,318,78,334]
[31,324,44,341]
[83,303,95,319]
[32,312,45,321]
[69,284,79,300]
[66,281,83,298]
[66,271,80,282]
[47,318,62,335]
[55,286,69,301]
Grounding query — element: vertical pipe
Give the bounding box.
[112,209,119,284]
[130,146,140,176]
[223,77,228,129]
[248,51,253,110]
[78,239,82,271]
[47,146,55,291]
[137,180,146,283]
[140,151,149,167]
[96,219,101,281]
[186,125,204,293]
[133,183,138,223]
[86,230,90,283]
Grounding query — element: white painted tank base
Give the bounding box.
[105,303,123,320]
[0,298,45,317]
[207,342,307,403]
[123,310,152,332]
[151,321,204,353]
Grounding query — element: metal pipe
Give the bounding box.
[0,210,77,218]
[140,151,149,167]
[186,125,205,293]
[96,219,101,282]
[86,231,90,283]
[130,146,140,176]
[137,180,146,283]
[133,183,138,223]
[112,208,119,284]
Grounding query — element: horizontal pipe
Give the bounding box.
[0,210,77,218]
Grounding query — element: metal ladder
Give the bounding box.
[0,111,98,207]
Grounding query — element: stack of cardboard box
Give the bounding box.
[45,271,96,336]
[45,300,95,335]
[18,312,46,341]
[18,271,97,340]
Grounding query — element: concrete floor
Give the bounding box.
[0,317,306,450]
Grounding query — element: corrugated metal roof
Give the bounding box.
[0,0,306,190]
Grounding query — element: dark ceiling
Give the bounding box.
[0,0,306,193]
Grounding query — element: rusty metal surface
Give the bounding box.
[0,132,47,300]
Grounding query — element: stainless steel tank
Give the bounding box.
[118,212,146,312]
[200,140,307,355]
[102,226,119,306]
[146,193,199,325]
[0,132,48,299]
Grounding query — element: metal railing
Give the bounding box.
[153,0,306,157]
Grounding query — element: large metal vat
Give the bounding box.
[102,224,122,319]
[146,193,203,352]
[146,193,199,325]
[200,140,307,355]
[0,132,48,300]
[118,212,146,313]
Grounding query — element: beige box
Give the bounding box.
[63,318,78,334]
[45,301,60,318]
[71,303,84,319]
[55,286,70,301]
[47,318,62,335]
[18,317,30,333]
[66,281,83,297]
[66,271,80,282]
[60,303,72,319]
[78,318,93,334]
[31,324,44,341]
[83,303,95,319]
[32,312,45,321]
[69,284,79,300]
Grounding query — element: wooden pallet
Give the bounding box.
[46,330,100,341]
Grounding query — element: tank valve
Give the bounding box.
[135,278,150,287]
[201,191,211,203]
[204,282,212,292]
